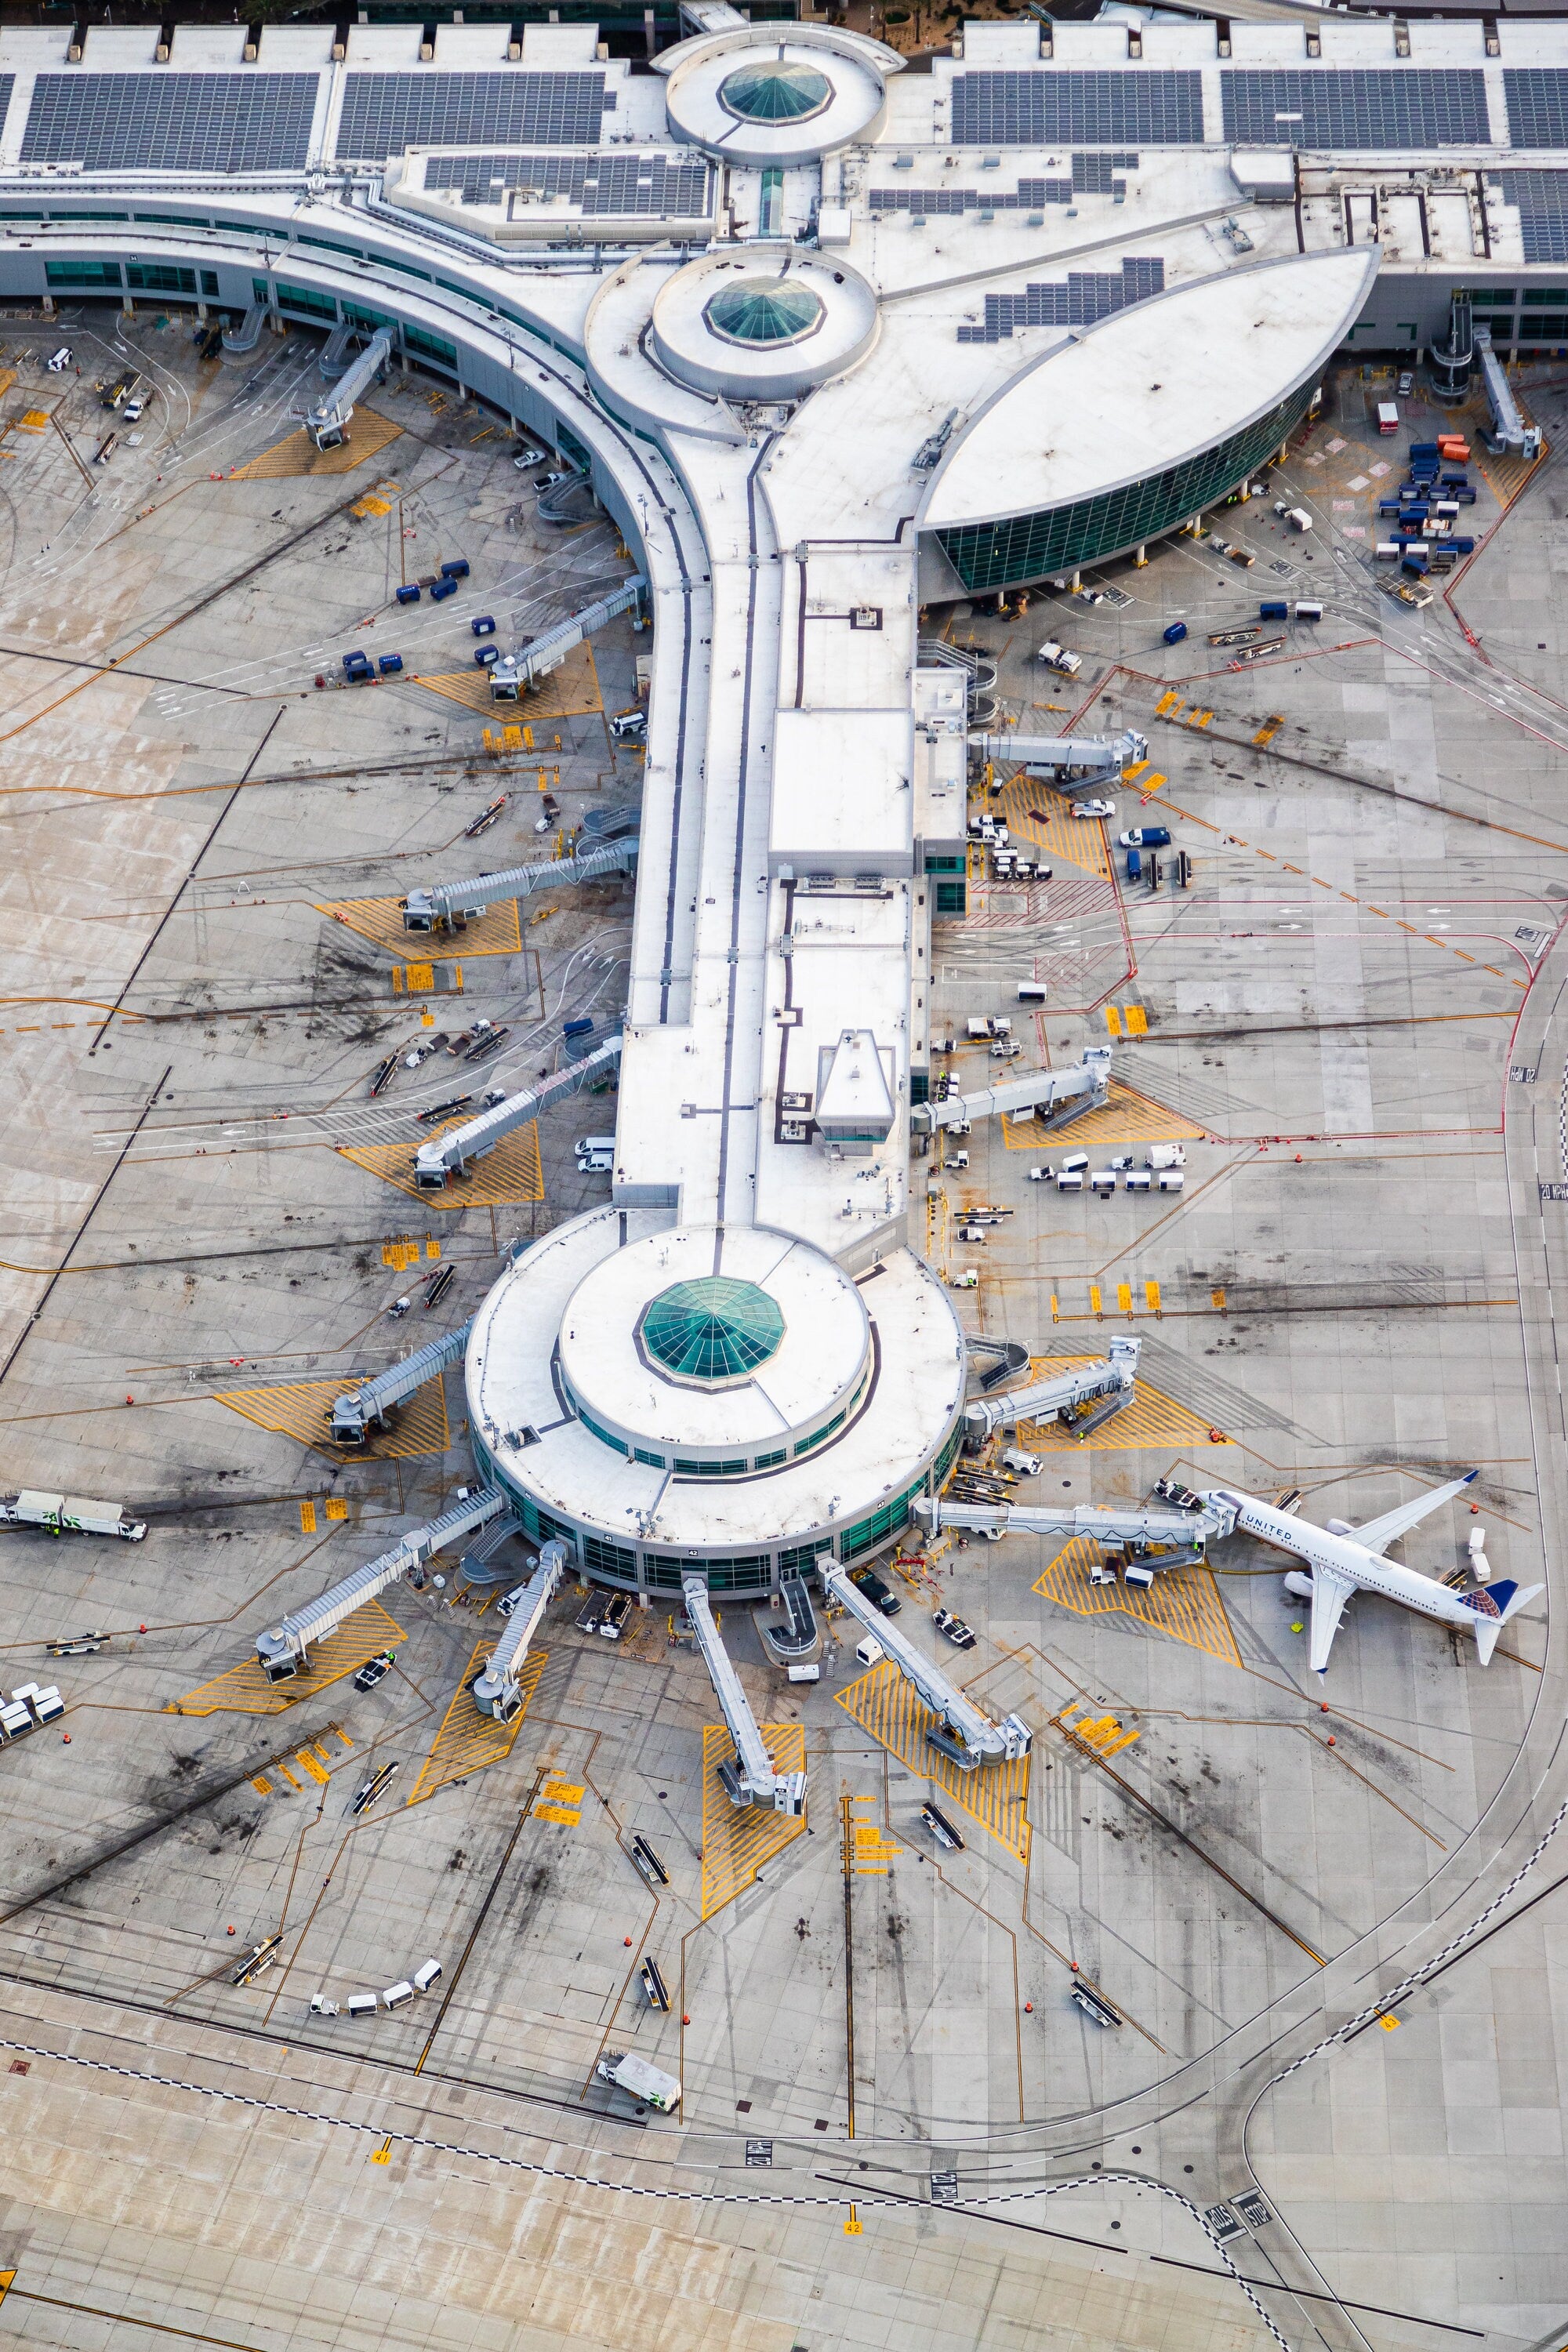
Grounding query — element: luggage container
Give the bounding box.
[474,645,499,667]
[439,557,470,580]
[347,1993,376,2018]
[412,1958,443,1992]
[430,576,458,602]
[381,1980,415,2009]
[396,583,420,605]
[1295,600,1323,621]
[342,652,373,681]
[1258,599,1288,619]
[1452,535,1475,554]
[1375,541,1403,560]
[378,653,403,675]
[1125,1169,1152,1191]
[470,614,495,636]
[1017,982,1047,1005]
[1162,620,1188,644]
[1156,1169,1185,1192]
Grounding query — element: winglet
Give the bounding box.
[1461,1468,1479,1486]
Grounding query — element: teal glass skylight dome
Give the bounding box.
[640,1276,786,1384]
[718,56,832,124]
[705,278,825,348]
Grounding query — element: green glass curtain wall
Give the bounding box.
[935,380,1316,594]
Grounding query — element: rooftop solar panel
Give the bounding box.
[1503,70,1568,149]
[956,255,1164,341]
[0,77,13,147]
[1494,169,1568,261]
[21,71,318,172]
[337,71,605,160]
[1221,68,1488,149]
[950,71,1200,147]
[422,149,713,215]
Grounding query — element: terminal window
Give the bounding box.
[937,382,1315,593]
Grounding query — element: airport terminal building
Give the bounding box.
[9,7,1564,1587]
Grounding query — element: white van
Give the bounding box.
[575,1135,615,1158]
[578,1149,614,1173]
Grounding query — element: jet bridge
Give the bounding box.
[303,329,393,451]
[254,1487,508,1678]
[964,1337,1139,1443]
[916,1494,1236,1564]
[682,1576,807,1814]
[328,1319,473,1446]
[473,1540,569,1719]
[819,1563,1030,1768]
[1474,327,1544,461]
[413,1034,623,1189]
[487,575,647,702]
[401,837,638,934]
[968,729,1149,793]
[912,1044,1112,1136]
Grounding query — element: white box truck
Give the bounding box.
[2,1490,147,1540]
[596,2051,682,2112]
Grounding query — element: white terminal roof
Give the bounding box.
[556,1223,869,1454]
[923,249,1380,533]
[470,1210,965,1551]
[11,9,1566,1552]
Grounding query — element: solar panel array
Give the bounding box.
[956,255,1163,342]
[1221,69,1488,149]
[337,71,606,159]
[21,71,318,172]
[423,149,713,214]
[0,77,13,147]
[950,72,1200,147]
[1494,170,1568,261]
[871,154,1139,216]
[1502,70,1568,148]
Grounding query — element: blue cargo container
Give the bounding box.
[474,644,499,667]
[379,653,404,675]
[430,576,458,602]
[1162,620,1188,644]
[440,557,470,580]
[471,614,495,637]
[342,652,372,681]
[395,583,420,605]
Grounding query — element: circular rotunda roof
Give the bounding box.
[704,277,825,348]
[719,56,833,123]
[640,1275,786,1385]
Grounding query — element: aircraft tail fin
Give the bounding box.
[1459,1578,1544,1664]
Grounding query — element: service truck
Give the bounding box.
[1,1490,146,1541]
[596,2051,681,2112]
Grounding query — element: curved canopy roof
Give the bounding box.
[922,249,1379,533]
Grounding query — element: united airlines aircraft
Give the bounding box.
[1197,1472,1543,1677]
